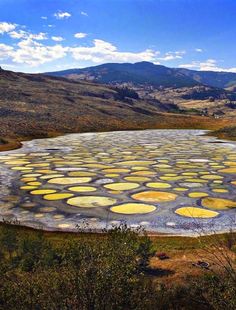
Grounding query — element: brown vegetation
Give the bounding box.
[0,69,234,152]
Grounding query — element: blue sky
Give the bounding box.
[0,0,235,73]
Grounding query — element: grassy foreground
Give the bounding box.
[0,222,235,309]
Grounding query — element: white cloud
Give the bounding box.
[41,16,47,20]
[70,39,159,63]
[179,59,236,72]
[157,50,186,61]
[10,38,68,66]
[0,43,14,59]
[9,30,27,39]
[54,11,71,20]
[195,48,203,52]
[51,36,64,42]
[0,22,16,34]
[9,30,47,40]
[74,32,87,39]
[81,11,88,17]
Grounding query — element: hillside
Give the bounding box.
[1,68,224,148]
[46,61,236,89]
[177,68,236,89]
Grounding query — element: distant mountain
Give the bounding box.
[46,62,201,88]
[177,68,236,89]
[46,62,236,89]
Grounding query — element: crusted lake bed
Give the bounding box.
[0,129,236,236]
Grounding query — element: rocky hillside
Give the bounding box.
[0,68,208,142]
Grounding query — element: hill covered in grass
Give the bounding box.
[1,67,228,151]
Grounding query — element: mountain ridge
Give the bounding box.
[45,61,236,89]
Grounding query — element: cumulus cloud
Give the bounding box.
[157,50,186,61]
[54,11,71,20]
[70,39,159,63]
[179,59,236,72]
[9,30,27,39]
[0,43,14,59]
[10,38,68,66]
[41,16,47,20]
[74,32,87,39]
[51,36,64,42]
[0,22,16,34]
[9,30,47,40]
[195,48,203,52]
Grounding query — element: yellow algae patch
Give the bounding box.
[117,160,155,166]
[124,176,151,182]
[30,189,57,195]
[185,178,208,183]
[35,213,44,218]
[26,163,50,167]
[22,173,42,177]
[53,214,64,220]
[173,188,188,192]
[132,171,156,176]
[4,160,30,165]
[102,168,130,173]
[146,182,171,189]
[154,164,171,168]
[20,186,38,190]
[213,180,223,184]
[175,207,219,218]
[27,181,41,186]
[188,192,209,198]
[104,182,140,191]
[111,203,156,215]
[212,189,229,193]
[68,171,96,177]
[201,175,223,180]
[35,170,56,174]
[219,167,236,174]
[83,164,111,169]
[21,177,37,182]
[131,166,150,171]
[48,177,92,185]
[68,186,97,192]
[223,161,236,166]
[67,196,117,208]
[182,172,198,176]
[160,176,183,181]
[105,174,120,177]
[108,190,122,195]
[11,167,32,171]
[132,191,177,202]
[44,193,74,200]
[163,173,177,177]
[40,174,64,179]
[201,197,236,210]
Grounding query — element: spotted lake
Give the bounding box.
[0,130,236,235]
